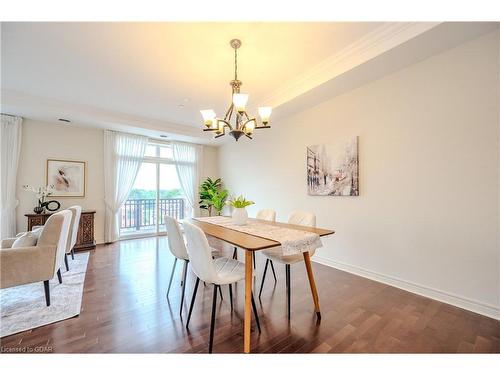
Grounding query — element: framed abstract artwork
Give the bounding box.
[46,159,86,197]
[307,136,359,196]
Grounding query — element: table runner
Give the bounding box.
[194,216,322,256]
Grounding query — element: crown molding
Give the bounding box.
[258,22,440,109]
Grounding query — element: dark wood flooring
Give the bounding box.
[1,236,499,353]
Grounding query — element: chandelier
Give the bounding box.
[200,39,272,141]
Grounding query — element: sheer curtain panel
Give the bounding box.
[0,115,22,238]
[171,141,203,218]
[103,130,148,243]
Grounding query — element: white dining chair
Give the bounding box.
[256,209,276,222]
[183,221,261,353]
[165,215,221,316]
[259,210,316,320]
[232,209,277,271]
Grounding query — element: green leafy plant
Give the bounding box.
[227,195,255,209]
[208,189,229,216]
[199,177,223,215]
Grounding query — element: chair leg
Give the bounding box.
[218,285,223,300]
[43,280,50,306]
[228,284,233,311]
[64,254,69,272]
[251,292,261,334]
[179,259,188,316]
[71,248,75,260]
[232,247,237,259]
[286,264,291,320]
[166,258,178,298]
[259,259,270,299]
[269,260,277,282]
[186,277,200,328]
[252,251,256,269]
[208,284,219,353]
[57,268,62,284]
[209,253,222,299]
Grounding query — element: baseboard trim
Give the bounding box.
[312,255,500,321]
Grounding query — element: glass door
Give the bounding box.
[158,163,186,233]
[119,162,158,237]
[119,141,188,238]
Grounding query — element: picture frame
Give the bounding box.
[307,136,359,196]
[46,159,86,197]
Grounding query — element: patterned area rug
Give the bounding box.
[0,252,89,338]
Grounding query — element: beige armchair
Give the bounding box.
[63,205,82,271]
[0,210,72,306]
[0,237,17,248]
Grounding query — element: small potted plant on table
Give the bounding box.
[228,195,254,225]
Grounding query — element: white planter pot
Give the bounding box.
[232,207,248,225]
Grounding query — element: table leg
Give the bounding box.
[303,251,321,319]
[244,250,253,353]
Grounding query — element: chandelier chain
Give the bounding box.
[234,47,238,81]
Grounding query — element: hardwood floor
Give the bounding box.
[1,236,499,353]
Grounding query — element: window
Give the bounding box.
[144,144,158,158]
[159,145,173,159]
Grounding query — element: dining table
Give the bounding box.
[187,216,335,354]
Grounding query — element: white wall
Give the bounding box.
[16,119,219,244]
[218,31,500,319]
[16,120,106,243]
[202,145,219,181]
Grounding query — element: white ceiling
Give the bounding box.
[1,22,497,144]
[1,23,379,122]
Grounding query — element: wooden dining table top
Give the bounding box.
[186,217,335,251]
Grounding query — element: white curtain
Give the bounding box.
[171,141,203,218]
[104,130,148,243]
[0,115,23,239]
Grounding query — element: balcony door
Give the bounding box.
[119,142,186,238]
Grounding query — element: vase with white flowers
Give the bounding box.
[228,195,254,225]
[23,184,54,214]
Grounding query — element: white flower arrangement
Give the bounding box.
[23,184,55,201]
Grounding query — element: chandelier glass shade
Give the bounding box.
[200,39,272,141]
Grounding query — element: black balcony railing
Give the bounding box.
[120,198,185,230]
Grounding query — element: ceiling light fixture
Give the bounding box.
[200,39,272,141]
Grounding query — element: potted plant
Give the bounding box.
[227,195,254,225]
[199,177,223,216]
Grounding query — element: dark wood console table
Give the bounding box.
[25,210,96,251]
